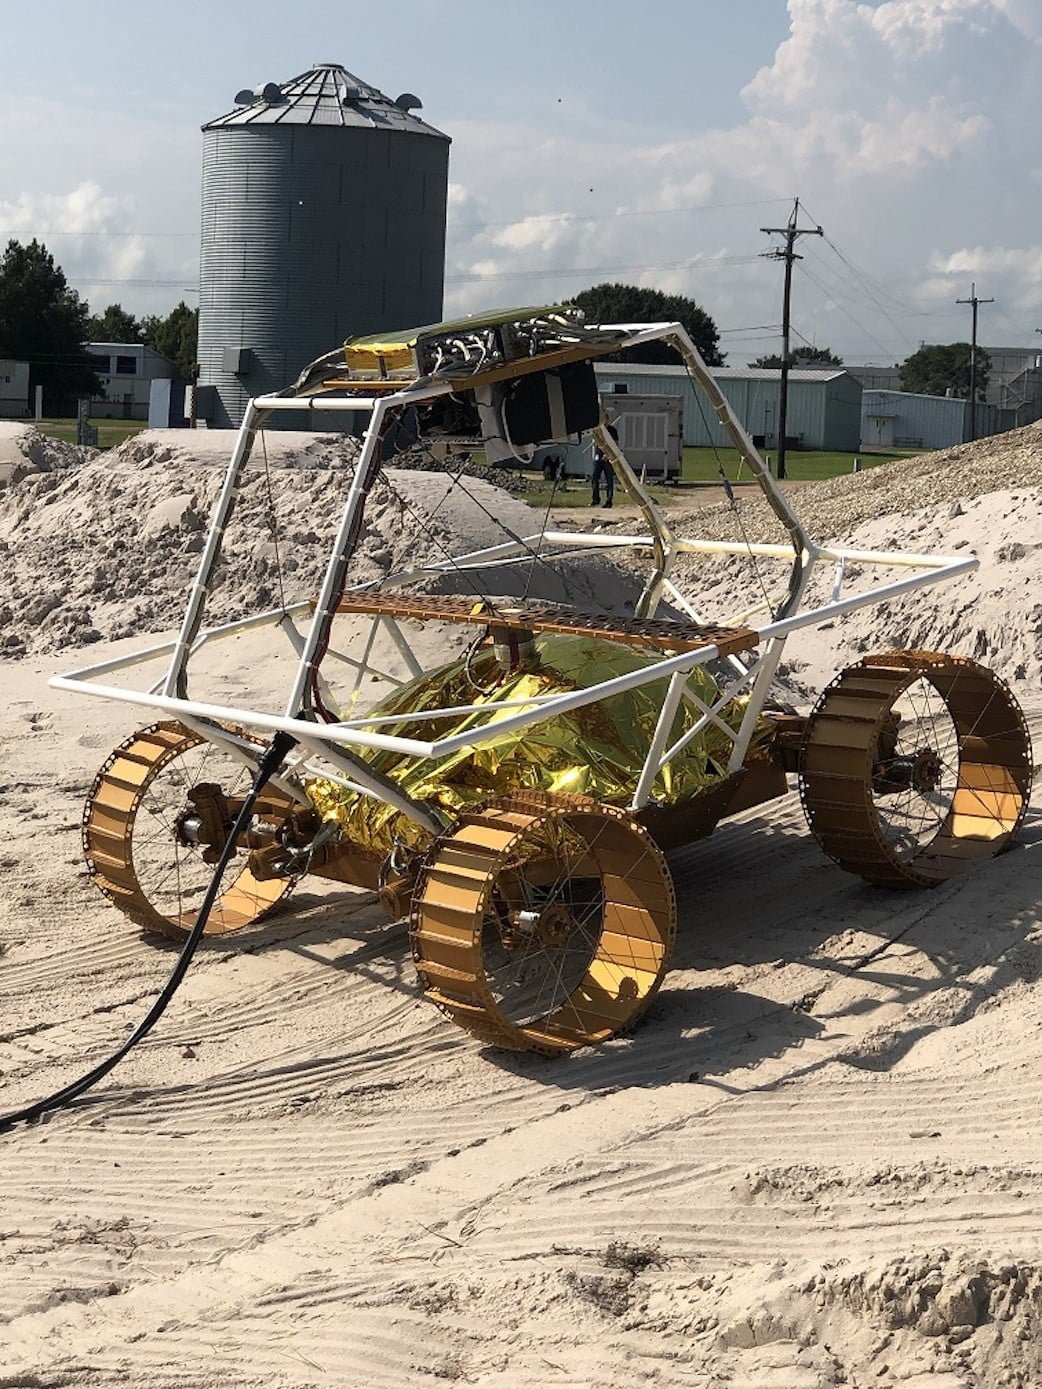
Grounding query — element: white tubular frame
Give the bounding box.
[50,322,979,825]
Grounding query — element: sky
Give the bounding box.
[2,0,1040,365]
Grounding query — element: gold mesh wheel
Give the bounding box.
[410,793,676,1054]
[800,652,1032,888]
[83,722,294,940]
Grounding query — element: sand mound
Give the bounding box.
[794,419,1042,538]
[0,421,96,489]
[0,428,642,656]
[785,484,1042,692]
[673,1249,1042,1385]
[659,419,1042,556]
[651,424,1042,697]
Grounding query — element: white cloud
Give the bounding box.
[929,245,1042,311]
[0,182,197,314]
[992,0,1042,42]
[441,0,1040,359]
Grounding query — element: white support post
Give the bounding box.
[726,554,816,775]
[285,399,388,719]
[382,616,424,680]
[162,400,265,698]
[663,577,751,679]
[295,735,444,835]
[177,713,310,807]
[630,671,687,810]
[278,613,345,716]
[591,421,675,619]
[830,556,846,602]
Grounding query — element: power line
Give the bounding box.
[449,195,794,234]
[795,260,900,359]
[760,197,823,481]
[0,197,795,246]
[444,253,763,284]
[803,243,917,352]
[62,252,766,294]
[0,227,197,240]
[956,282,994,441]
[73,276,198,288]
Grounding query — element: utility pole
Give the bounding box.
[956,283,993,442]
[761,197,823,479]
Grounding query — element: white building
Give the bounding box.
[0,359,30,418]
[849,346,1042,432]
[88,342,176,421]
[861,389,1008,452]
[594,364,863,452]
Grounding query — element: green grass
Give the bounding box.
[680,445,916,483]
[34,417,147,450]
[523,479,681,509]
[522,445,916,507]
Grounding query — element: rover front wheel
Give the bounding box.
[410,793,676,1054]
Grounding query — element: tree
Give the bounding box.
[752,344,843,369]
[572,283,723,366]
[87,302,143,343]
[0,238,100,410]
[142,301,198,380]
[899,342,990,399]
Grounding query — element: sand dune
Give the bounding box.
[1,432,1040,1387]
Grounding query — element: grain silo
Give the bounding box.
[197,62,450,427]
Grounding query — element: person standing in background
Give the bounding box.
[591,425,617,508]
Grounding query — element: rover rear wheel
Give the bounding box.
[799,652,1032,888]
[83,722,295,940]
[410,793,676,1054]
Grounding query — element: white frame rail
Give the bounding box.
[50,322,978,826]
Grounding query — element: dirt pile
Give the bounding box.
[698,1250,1042,1386]
[666,418,1042,551]
[0,428,640,657]
[653,422,1042,695]
[0,421,96,488]
[785,484,1042,692]
[793,418,1042,538]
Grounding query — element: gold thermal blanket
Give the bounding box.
[307,633,770,857]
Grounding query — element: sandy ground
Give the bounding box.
[1,428,1041,1387]
[1,636,1040,1387]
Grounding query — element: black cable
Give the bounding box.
[522,466,561,603]
[0,730,297,1133]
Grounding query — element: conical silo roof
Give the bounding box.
[202,61,449,139]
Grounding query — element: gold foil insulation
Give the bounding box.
[306,633,772,858]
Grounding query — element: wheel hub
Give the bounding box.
[533,902,574,948]
[872,747,944,797]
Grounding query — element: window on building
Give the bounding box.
[88,353,110,371]
[115,355,138,375]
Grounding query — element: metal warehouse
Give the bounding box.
[593,364,862,451]
[861,389,1009,452]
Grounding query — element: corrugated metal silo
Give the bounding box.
[198,62,450,427]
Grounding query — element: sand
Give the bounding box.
[1,428,1041,1387]
[0,420,95,490]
